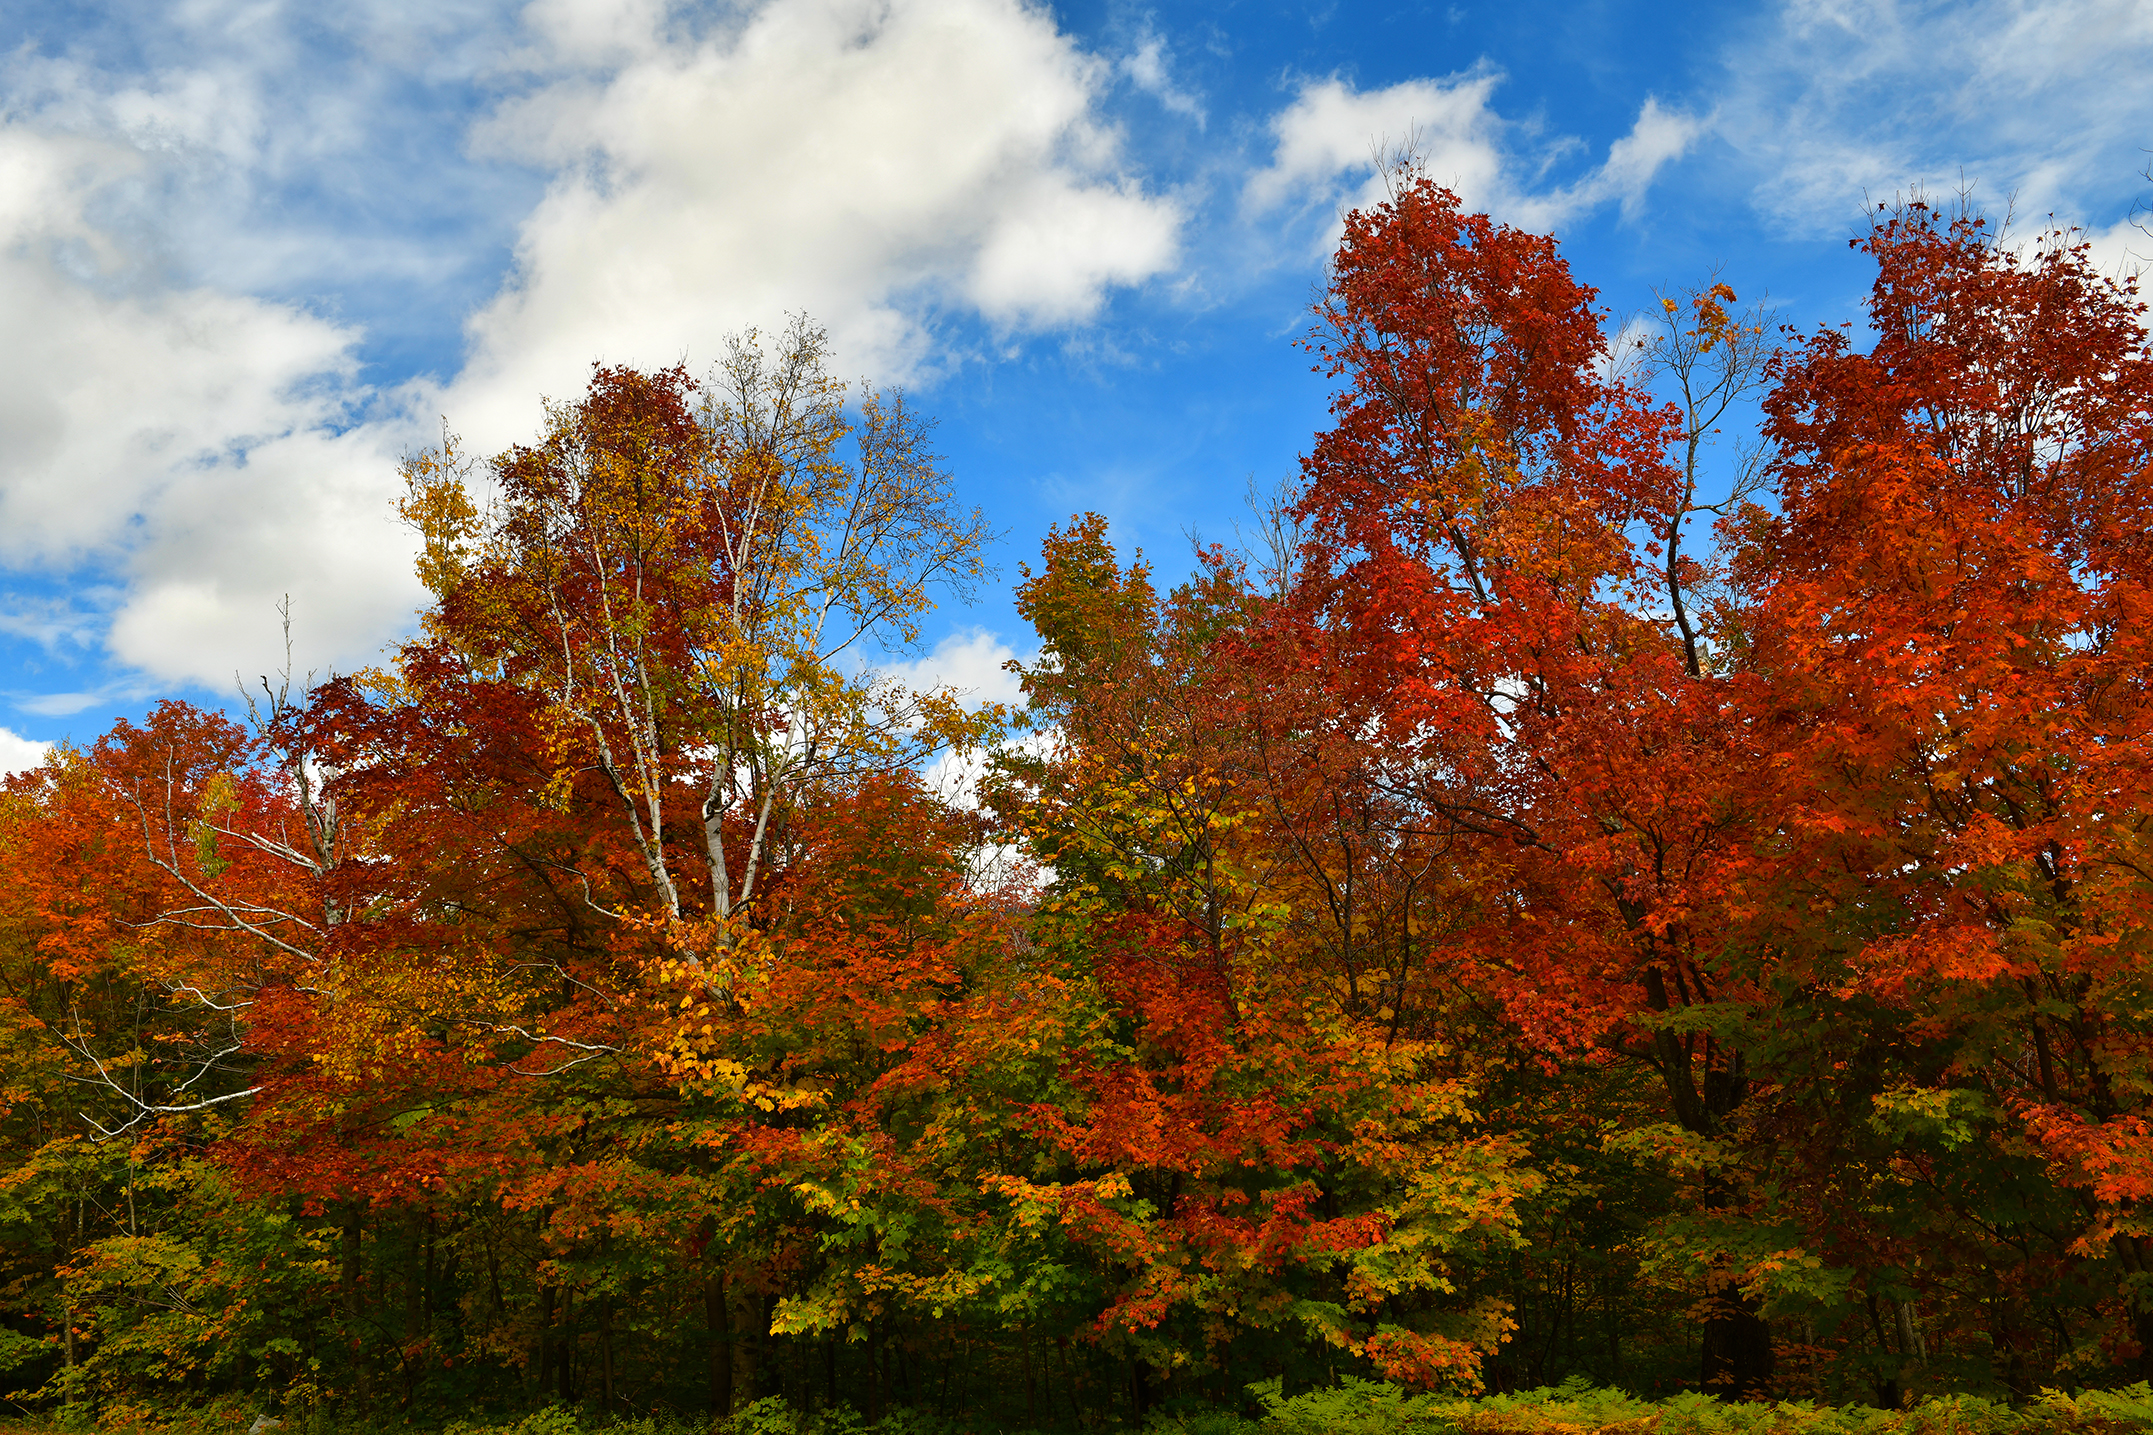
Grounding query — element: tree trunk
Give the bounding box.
[341,1204,371,1405]
[404,1209,426,1362]
[1700,1287,1772,1400]
[1024,1328,1036,1425]
[534,1284,556,1400]
[600,1294,616,1415]
[867,1319,883,1424]
[557,1287,576,1403]
[1059,1337,1081,1428]
[707,1272,734,1417]
[728,1278,762,1409]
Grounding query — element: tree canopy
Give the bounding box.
[3,186,2151,1425]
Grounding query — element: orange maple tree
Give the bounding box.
[1742,199,2153,1378]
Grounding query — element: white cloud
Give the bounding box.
[0,124,423,688]
[1120,28,1203,124]
[872,629,1039,859]
[1243,68,1508,220]
[0,0,1179,697]
[1244,70,1698,241]
[16,686,135,719]
[101,423,426,687]
[2,1,529,307]
[0,592,107,652]
[1582,97,1707,220]
[880,627,1031,709]
[2083,216,2152,285]
[0,0,520,692]
[450,0,1182,450]
[1718,0,2153,231]
[0,726,52,776]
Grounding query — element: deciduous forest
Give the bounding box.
[5,178,2153,1430]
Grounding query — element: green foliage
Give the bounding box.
[1221,1379,2153,1435]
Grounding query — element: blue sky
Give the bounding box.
[2,0,2149,768]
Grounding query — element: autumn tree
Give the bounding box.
[1272,169,1798,1393]
[984,514,1541,1401]
[398,318,994,952]
[0,323,1009,1420]
[1741,198,2153,1384]
[279,327,1004,1412]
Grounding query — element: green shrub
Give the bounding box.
[20,1378,2153,1435]
[1238,1377,2153,1435]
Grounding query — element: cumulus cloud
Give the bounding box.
[0,0,1180,698]
[4,0,534,316]
[1243,68,1508,220]
[449,0,1183,450]
[879,626,1032,709]
[850,625,1037,871]
[1718,0,2153,231]
[0,725,52,775]
[0,123,424,688]
[1244,69,1699,241]
[0,0,527,692]
[872,625,1038,815]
